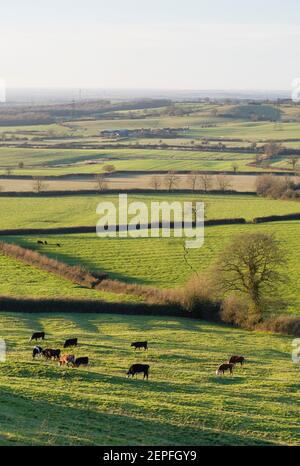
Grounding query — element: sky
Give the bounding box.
[0,0,299,91]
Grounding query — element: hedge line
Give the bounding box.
[253,213,300,223]
[0,218,247,236]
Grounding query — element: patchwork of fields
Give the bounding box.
[4,221,300,316]
[0,313,299,445]
[0,100,299,446]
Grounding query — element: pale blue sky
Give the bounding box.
[0,0,299,89]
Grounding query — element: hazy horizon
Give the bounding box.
[1,0,299,93]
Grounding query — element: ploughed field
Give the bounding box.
[5,221,300,316]
[0,312,299,446]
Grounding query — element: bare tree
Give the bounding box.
[231,162,239,173]
[150,175,161,191]
[213,232,287,322]
[216,174,232,192]
[263,141,283,160]
[103,164,115,173]
[187,172,199,191]
[287,156,298,171]
[33,177,47,193]
[199,174,212,192]
[164,171,179,192]
[95,174,108,192]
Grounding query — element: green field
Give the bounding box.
[0,100,300,447]
[6,221,300,316]
[0,312,299,445]
[0,194,299,229]
[0,252,140,303]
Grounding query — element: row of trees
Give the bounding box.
[149,172,233,192]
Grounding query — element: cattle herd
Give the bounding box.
[29,332,245,379]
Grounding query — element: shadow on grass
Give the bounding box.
[0,386,276,446]
[208,376,245,385]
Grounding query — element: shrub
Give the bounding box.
[259,315,300,337]
[220,295,250,327]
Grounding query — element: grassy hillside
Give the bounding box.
[0,313,299,445]
[6,221,300,315]
[0,194,299,229]
[0,252,140,303]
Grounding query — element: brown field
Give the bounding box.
[0,173,258,192]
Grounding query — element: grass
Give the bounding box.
[6,221,300,316]
[0,251,140,303]
[0,193,299,229]
[0,312,299,445]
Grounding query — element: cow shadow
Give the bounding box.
[209,376,245,385]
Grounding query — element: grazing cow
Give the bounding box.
[56,243,61,247]
[32,346,43,359]
[30,331,45,342]
[127,364,150,380]
[131,341,148,351]
[37,240,44,245]
[216,363,234,376]
[44,240,48,245]
[64,338,78,349]
[73,357,89,368]
[42,348,61,360]
[59,354,75,366]
[229,355,245,366]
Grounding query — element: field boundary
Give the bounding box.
[0,218,247,236]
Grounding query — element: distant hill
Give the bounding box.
[220,104,281,121]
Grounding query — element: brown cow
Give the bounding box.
[216,363,234,376]
[229,355,245,366]
[59,354,75,366]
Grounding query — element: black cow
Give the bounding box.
[64,338,78,348]
[42,348,61,360]
[131,341,148,351]
[229,355,245,366]
[56,243,61,247]
[44,240,48,245]
[30,332,45,342]
[73,357,89,368]
[37,240,44,245]
[127,364,150,380]
[32,346,43,359]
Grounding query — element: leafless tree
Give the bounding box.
[263,141,283,160]
[103,164,115,173]
[231,162,239,173]
[216,174,232,192]
[198,174,212,192]
[187,172,199,191]
[213,232,288,322]
[287,156,298,171]
[33,177,47,193]
[95,174,108,192]
[150,175,161,191]
[164,171,179,192]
